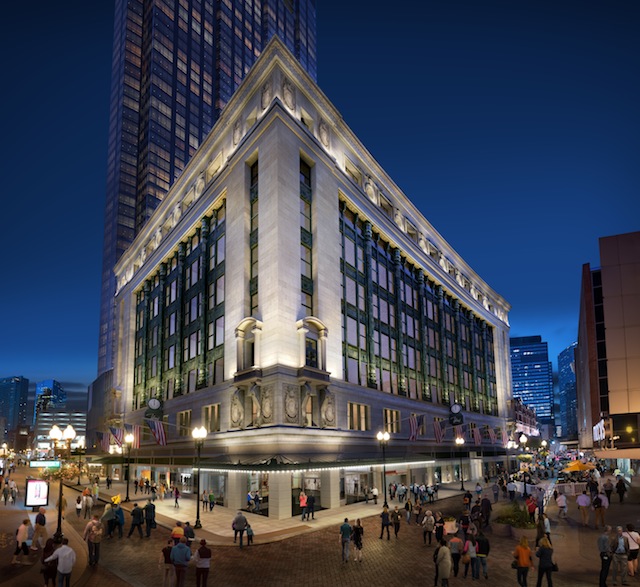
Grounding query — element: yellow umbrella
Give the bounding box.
[561,461,595,473]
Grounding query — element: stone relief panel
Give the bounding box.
[261,384,273,424]
[284,383,299,424]
[261,80,272,110]
[319,119,330,148]
[230,388,245,428]
[233,120,242,146]
[320,387,336,428]
[282,77,295,110]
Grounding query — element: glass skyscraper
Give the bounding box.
[0,376,29,436]
[97,0,317,376]
[510,336,554,425]
[558,342,578,439]
[34,380,67,424]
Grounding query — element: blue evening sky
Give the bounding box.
[1,1,638,395]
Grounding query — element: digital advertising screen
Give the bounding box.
[25,479,49,508]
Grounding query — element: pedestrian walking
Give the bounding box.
[144,499,156,537]
[11,518,32,565]
[616,478,627,503]
[391,505,401,538]
[598,525,613,587]
[603,478,614,501]
[622,523,640,578]
[201,490,208,511]
[127,502,144,538]
[113,503,125,538]
[593,490,608,529]
[193,539,211,587]
[75,495,83,518]
[306,493,315,519]
[379,506,391,540]
[101,503,115,538]
[576,490,591,527]
[462,534,479,580]
[83,514,104,566]
[371,485,379,505]
[170,537,191,587]
[33,506,48,549]
[232,511,248,548]
[422,509,435,545]
[351,518,364,562]
[476,531,490,579]
[56,493,68,520]
[183,522,195,548]
[535,536,555,587]
[449,532,463,577]
[404,498,413,524]
[555,493,567,519]
[491,482,500,503]
[513,536,535,587]
[298,491,307,520]
[526,495,537,523]
[436,539,452,587]
[174,486,181,508]
[434,511,445,543]
[611,526,630,585]
[339,517,352,563]
[171,521,184,545]
[159,539,175,587]
[82,492,93,519]
[44,537,76,587]
[41,538,58,587]
[208,490,215,511]
[246,524,254,545]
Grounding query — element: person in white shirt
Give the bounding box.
[44,537,76,587]
[623,524,640,578]
[555,493,567,519]
[193,539,212,587]
[576,491,591,527]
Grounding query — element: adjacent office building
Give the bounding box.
[34,380,66,424]
[557,342,578,440]
[0,376,29,438]
[88,38,513,518]
[97,0,317,381]
[510,336,554,432]
[576,231,640,463]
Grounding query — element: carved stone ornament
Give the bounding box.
[282,77,295,110]
[319,119,329,148]
[173,203,182,226]
[194,175,205,200]
[284,384,299,423]
[153,229,162,250]
[394,209,403,228]
[233,120,242,146]
[261,385,273,423]
[230,389,244,428]
[364,178,376,202]
[261,80,272,110]
[320,388,335,428]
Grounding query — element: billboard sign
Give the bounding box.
[25,479,49,508]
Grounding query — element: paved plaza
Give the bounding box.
[1,467,639,586]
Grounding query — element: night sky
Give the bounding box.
[2,1,638,396]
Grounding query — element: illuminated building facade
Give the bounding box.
[0,376,29,438]
[98,0,317,378]
[577,231,640,462]
[96,39,512,518]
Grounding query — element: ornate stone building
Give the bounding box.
[95,38,512,518]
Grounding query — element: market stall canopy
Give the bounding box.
[561,460,596,473]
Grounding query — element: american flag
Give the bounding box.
[109,427,124,447]
[96,431,110,452]
[501,428,509,447]
[409,414,425,442]
[124,423,141,449]
[487,426,496,444]
[145,419,167,446]
[434,418,444,444]
[472,425,482,445]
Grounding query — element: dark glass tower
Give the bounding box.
[0,376,29,436]
[98,0,317,376]
[557,342,578,439]
[510,336,554,425]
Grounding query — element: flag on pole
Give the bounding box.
[124,424,141,449]
[487,426,496,444]
[434,418,444,444]
[409,415,418,441]
[417,415,425,437]
[109,427,124,447]
[454,424,463,440]
[501,428,509,447]
[145,419,167,446]
[472,425,482,445]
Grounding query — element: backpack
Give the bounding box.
[593,496,602,509]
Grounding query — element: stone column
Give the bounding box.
[267,473,293,520]
[320,469,341,510]
[226,472,247,512]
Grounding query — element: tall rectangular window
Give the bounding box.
[383,408,400,433]
[249,161,259,315]
[178,410,192,436]
[300,159,313,315]
[203,404,220,432]
[347,402,370,431]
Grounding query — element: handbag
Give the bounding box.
[511,560,518,569]
[552,562,559,572]
[461,553,471,564]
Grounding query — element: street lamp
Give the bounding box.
[49,424,75,543]
[76,438,85,485]
[376,430,390,508]
[455,436,466,491]
[192,426,207,529]
[124,433,134,502]
[519,434,529,497]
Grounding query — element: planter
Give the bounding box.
[444,521,458,535]
[490,521,512,537]
[510,526,537,542]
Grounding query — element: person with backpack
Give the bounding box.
[83,514,104,566]
[593,489,608,530]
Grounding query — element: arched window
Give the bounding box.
[235,317,263,372]
[296,317,328,371]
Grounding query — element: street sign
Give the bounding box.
[29,460,61,468]
[449,414,464,426]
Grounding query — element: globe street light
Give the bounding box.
[124,433,134,502]
[192,426,207,529]
[519,434,529,497]
[376,431,390,508]
[49,424,76,542]
[455,436,466,491]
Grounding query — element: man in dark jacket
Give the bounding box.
[127,503,144,538]
[143,499,156,537]
[476,531,491,579]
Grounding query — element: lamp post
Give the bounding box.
[506,439,516,474]
[76,439,85,485]
[376,431,390,508]
[519,434,529,497]
[455,436,466,491]
[192,426,207,529]
[49,424,76,543]
[124,433,134,502]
